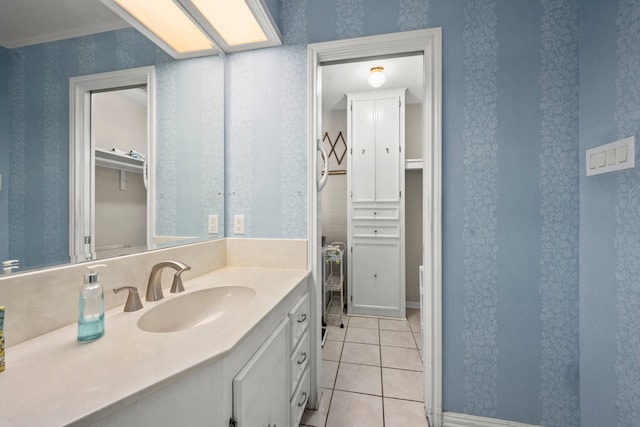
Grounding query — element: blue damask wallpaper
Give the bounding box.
[580,1,640,426]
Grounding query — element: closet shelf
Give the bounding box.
[405,159,423,170]
[95,148,144,174]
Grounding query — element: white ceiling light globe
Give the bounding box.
[368,66,385,88]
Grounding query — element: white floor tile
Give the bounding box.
[381,346,423,371]
[325,390,383,427]
[413,332,423,350]
[335,362,382,396]
[345,326,380,345]
[341,342,381,366]
[326,325,347,342]
[322,360,339,389]
[347,316,379,329]
[383,397,429,427]
[379,318,411,332]
[379,330,417,349]
[382,368,423,401]
[323,340,344,362]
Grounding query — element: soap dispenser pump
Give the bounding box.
[77,264,106,343]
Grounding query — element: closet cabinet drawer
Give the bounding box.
[290,330,310,394]
[290,367,310,427]
[353,224,400,238]
[289,293,309,349]
[352,206,399,220]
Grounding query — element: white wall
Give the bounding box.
[93,89,147,155]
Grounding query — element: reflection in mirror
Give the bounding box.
[0,28,225,276]
[94,86,150,259]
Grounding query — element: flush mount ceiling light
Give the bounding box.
[368,66,386,88]
[101,0,281,59]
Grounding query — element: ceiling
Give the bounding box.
[322,55,424,111]
[0,0,129,48]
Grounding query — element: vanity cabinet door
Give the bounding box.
[233,318,289,427]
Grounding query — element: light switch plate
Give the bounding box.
[234,215,245,235]
[208,215,218,234]
[586,136,635,176]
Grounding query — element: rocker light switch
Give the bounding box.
[586,136,635,176]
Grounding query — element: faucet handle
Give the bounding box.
[170,265,191,294]
[113,286,144,312]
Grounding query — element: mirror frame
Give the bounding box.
[69,66,156,263]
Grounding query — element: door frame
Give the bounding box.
[307,28,442,425]
[69,66,156,263]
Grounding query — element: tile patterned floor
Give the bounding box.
[301,308,428,427]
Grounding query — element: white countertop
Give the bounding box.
[0,266,310,427]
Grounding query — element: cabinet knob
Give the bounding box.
[374,274,377,278]
[298,313,307,323]
[297,352,307,365]
[298,392,308,407]
[386,147,390,153]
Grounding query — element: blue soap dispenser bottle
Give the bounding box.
[77,264,106,343]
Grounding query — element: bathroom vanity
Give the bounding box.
[0,247,312,427]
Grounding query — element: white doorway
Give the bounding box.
[308,29,442,426]
[69,66,156,263]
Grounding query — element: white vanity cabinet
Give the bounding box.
[233,318,289,427]
[347,89,406,318]
[230,291,310,427]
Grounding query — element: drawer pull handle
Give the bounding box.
[297,352,307,365]
[298,313,307,323]
[298,392,308,407]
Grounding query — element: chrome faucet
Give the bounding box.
[145,261,191,302]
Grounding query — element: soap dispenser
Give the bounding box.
[77,264,106,343]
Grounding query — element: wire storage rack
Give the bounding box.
[323,242,345,328]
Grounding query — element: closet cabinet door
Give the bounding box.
[351,240,401,316]
[350,98,376,203]
[375,96,401,202]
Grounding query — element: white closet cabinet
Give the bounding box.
[347,89,406,318]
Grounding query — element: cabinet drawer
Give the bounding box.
[289,293,309,349]
[290,330,310,394]
[353,224,400,238]
[290,367,310,427]
[352,206,399,220]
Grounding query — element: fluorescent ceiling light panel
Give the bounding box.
[114,0,212,52]
[176,0,282,52]
[102,0,217,58]
[191,0,267,46]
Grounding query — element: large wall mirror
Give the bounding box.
[0,11,225,275]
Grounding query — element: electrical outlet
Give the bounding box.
[208,215,218,234]
[234,215,245,235]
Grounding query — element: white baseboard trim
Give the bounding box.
[443,412,541,427]
[406,301,420,309]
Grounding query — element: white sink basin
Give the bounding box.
[137,286,256,333]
